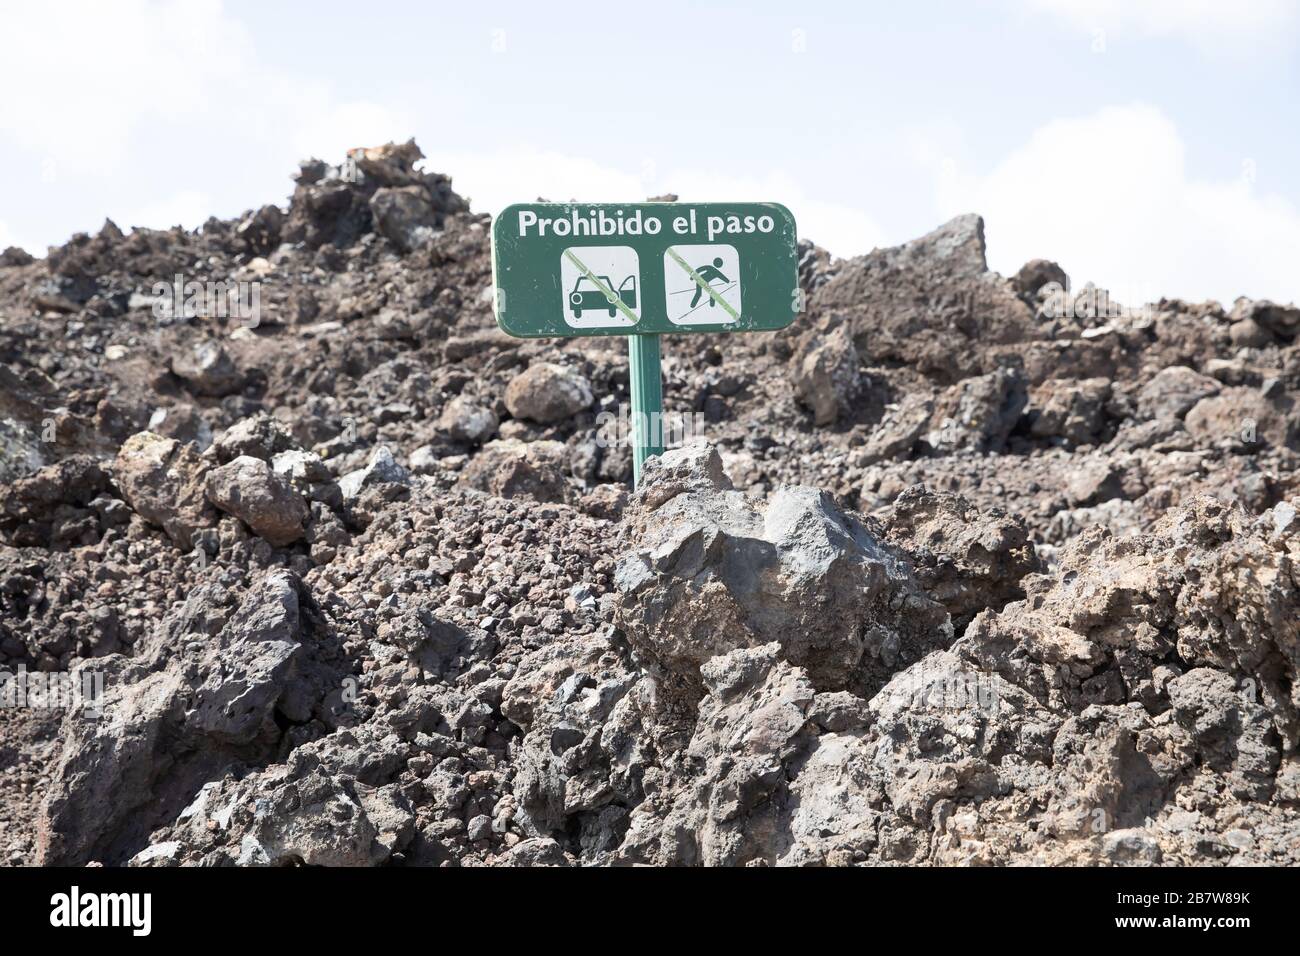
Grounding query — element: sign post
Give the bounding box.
[627,333,663,484]
[491,202,798,487]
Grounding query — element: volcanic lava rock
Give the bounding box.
[880,486,1040,630]
[461,439,569,503]
[1013,258,1068,300]
[214,413,299,463]
[438,395,499,445]
[338,446,411,502]
[792,321,860,425]
[615,446,950,702]
[37,571,351,865]
[1136,366,1221,421]
[205,455,309,546]
[112,431,215,549]
[370,186,439,253]
[171,341,244,397]
[926,367,1028,454]
[1025,377,1112,446]
[504,362,593,424]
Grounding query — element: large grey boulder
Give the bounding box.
[614,446,950,701]
[1135,366,1220,421]
[37,572,350,865]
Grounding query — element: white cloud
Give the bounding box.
[0,0,414,182]
[429,147,888,259]
[0,220,37,256]
[1018,0,1299,53]
[0,0,255,173]
[0,0,426,243]
[653,168,890,261]
[933,103,1300,304]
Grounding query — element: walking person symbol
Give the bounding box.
[690,257,729,308]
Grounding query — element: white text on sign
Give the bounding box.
[517,208,777,243]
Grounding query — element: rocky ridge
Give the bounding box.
[1,140,1297,866]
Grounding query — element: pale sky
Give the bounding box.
[2,0,1298,305]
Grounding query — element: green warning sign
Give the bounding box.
[491,202,798,337]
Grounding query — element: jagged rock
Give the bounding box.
[112,431,215,549]
[615,464,950,702]
[0,456,112,548]
[37,572,349,865]
[171,342,244,397]
[438,396,498,445]
[205,455,309,546]
[271,448,341,508]
[926,368,1027,454]
[1025,378,1111,446]
[791,322,859,425]
[1136,366,1220,421]
[214,413,299,463]
[234,204,283,255]
[880,487,1040,630]
[370,186,438,252]
[811,215,1040,381]
[338,446,411,501]
[0,246,35,267]
[621,644,818,866]
[866,650,1056,826]
[1064,457,1125,506]
[1167,668,1280,801]
[460,439,568,503]
[0,418,46,482]
[1013,259,1068,299]
[1232,298,1300,340]
[504,363,593,424]
[960,496,1299,749]
[146,403,212,450]
[883,212,989,279]
[634,443,732,511]
[857,394,933,465]
[1184,387,1294,451]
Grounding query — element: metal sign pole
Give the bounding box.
[628,332,663,487]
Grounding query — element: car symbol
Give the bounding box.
[569,275,637,318]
